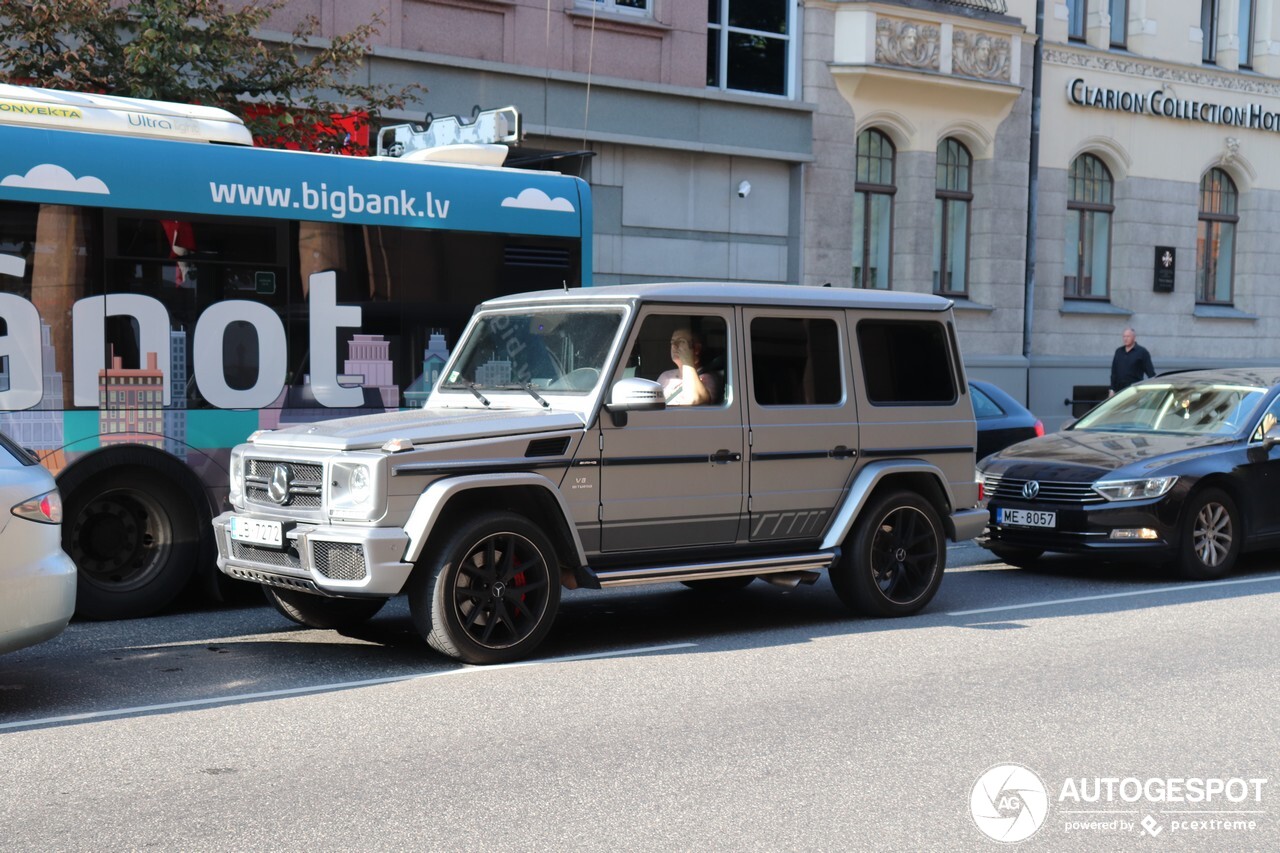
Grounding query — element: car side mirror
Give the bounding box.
[605,377,665,426]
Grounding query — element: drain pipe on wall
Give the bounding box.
[1023,0,1045,407]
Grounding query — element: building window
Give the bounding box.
[933,138,972,296]
[1064,154,1114,300]
[854,129,895,290]
[1240,0,1256,67]
[578,0,650,15]
[1068,0,1087,41]
[1202,0,1219,63]
[1197,168,1238,305]
[707,0,795,97]
[1110,0,1128,47]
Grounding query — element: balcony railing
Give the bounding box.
[935,0,1008,14]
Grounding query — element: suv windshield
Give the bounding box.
[441,309,624,395]
[1073,382,1265,436]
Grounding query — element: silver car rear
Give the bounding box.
[0,433,76,655]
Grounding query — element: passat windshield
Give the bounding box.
[441,309,624,395]
[1072,382,1266,436]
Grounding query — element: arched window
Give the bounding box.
[1197,168,1238,304]
[1064,153,1114,299]
[933,138,972,296]
[853,129,895,290]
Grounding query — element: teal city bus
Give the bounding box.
[0,83,592,619]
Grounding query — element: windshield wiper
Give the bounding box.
[523,383,551,409]
[466,383,491,407]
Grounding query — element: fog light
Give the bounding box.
[1109,528,1159,540]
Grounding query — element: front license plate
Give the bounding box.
[997,508,1056,528]
[228,516,284,548]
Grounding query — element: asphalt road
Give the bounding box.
[1,542,1277,851]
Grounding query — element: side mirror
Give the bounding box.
[605,377,665,426]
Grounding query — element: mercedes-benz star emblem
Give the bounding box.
[268,464,292,505]
[1022,480,1040,500]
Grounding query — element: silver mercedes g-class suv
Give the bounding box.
[214,283,984,663]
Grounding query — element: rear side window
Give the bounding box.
[750,317,842,406]
[857,320,956,404]
[970,384,1004,418]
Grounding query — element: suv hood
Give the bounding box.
[250,407,587,452]
[982,429,1236,481]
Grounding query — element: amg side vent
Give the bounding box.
[526,436,570,458]
[505,246,571,269]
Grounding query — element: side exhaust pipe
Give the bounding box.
[762,570,822,589]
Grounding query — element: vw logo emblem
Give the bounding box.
[1021,480,1040,500]
[268,464,292,505]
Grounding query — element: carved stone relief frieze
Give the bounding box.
[1045,47,1280,98]
[875,17,941,71]
[952,29,1011,81]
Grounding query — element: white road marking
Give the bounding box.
[948,573,1280,617]
[0,642,696,731]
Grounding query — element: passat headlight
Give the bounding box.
[1093,476,1178,501]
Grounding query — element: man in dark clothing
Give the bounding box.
[1109,327,1155,395]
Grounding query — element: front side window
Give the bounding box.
[707,0,794,97]
[749,317,842,406]
[933,138,972,296]
[1197,168,1238,305]
[1064,153,1114,299]
[578,0,650,16]
[1068,0,1087,40]
[1202,0,1219,62]
[624,314,730,407]
[1110,0,1128,46]
[854,129,895,290]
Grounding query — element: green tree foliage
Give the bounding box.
[0,0,423,151]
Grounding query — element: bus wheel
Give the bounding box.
[63,469,199,620]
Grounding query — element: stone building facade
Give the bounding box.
[248,0,1280,429]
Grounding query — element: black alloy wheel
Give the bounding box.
[833,490,946,618]
[409,511,560,664]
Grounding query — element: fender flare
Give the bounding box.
[401,472,588,566]
[820,460,958,550]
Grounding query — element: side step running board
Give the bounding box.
[581,550,839,590]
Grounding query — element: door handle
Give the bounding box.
[709,449,742,463]
[829,445,857,459]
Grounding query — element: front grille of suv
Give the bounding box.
[984,474,1104,505]
[313,541,368,581]
[246,459,324,512]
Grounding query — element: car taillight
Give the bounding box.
[1034,419,1045,437]
[977,480,985,502]
[12,490,63,524]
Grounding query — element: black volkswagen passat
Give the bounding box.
[978,368,1280,580]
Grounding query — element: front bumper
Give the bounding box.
[981,496,1179,558]
[213,512,413,597]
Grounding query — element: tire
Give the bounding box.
[263,586,387,630]
[987,545,1044,569]
[408,511,561,664]
[831,490,946,618]
[680,576,755,592]
[1178,487,1240,580]
[62,466,202,620]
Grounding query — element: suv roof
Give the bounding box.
[484,282,954,312]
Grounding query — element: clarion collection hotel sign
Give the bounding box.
[1067,77,1280,132]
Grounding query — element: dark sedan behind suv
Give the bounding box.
[979,368,1280,579]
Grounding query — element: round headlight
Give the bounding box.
[350,465,371,504]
